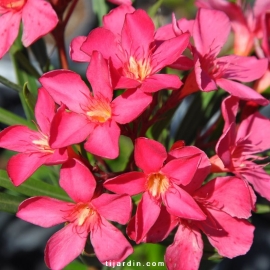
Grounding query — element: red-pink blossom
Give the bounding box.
[39,51,152,159]
[184,8,268,105]
[210,95,270,201]
[0,0,58,58]
[104,138,207,243]
[107,0,132,5]
[16,158,133,270]
[70,5,189,93]
[146,176,255,270]
[0,88,68,186]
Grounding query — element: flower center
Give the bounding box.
[86,96,111,123]
[0,0,26,10]
[125,56,152,81]
[147,172,170,198]
[32,134,54,153]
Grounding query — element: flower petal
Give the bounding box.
[104,172,146,195]
[60,159,96,203]
[35,88,56,135]
[0,11,21,58]
[69,36,91,62]
[134,137,167,173]
[112,89,152,124]
[39,70,91,113]
[217,78,269,106]
[92,193,132,224]
[21,0,58,46]
[164,185,206,220]
[84,120,120,159]
[16,196,72,227]
[140,74,182,93]
[45,224,88,270]
[91,217,133,263]
[165,222,203,270]
[7,152,48,186]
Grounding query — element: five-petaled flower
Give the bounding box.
[17,158,133,270]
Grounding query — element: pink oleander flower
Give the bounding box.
[107,0,132,5]
[70,5,190,93]
[182,8,268,105]
[210,95,270,201]
[104,138,207,243]
[146,175,255,270]
[0,0,58,58]
[0,88,68,186]
[196,0,270,56]
[17,158,133,269]
[39,51,152,159]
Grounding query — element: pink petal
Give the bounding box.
[91,217,133,263]
[151,33,190,73]
[140,74,182,93]
[164,185,206,220]
[169,146,211,194]
[131,192,161,243]
[134,137,167,173]
[112,89,152,124]
[91,193,131,224]
[69,36,91,62]
[121,9,155,59]
[81,27,121,67]
[104,171,146,195]
[16,196,72,227]
[49,108,93,148]
[107,0,132,5]
[219,56,268,82]
[236,112,270,152]
[242,164,270,201]
[60,159,96,203]
[35,88,56,135]
[44,147,69,165]
[221,95,239,132]
[86,51,113,100]
[84,120,120,159]
[165,223,203,270]
[103,4,135,35]
[7,152,48,186]
[145,205,179,243]
[201,209,254,258]
[217,78,269,106]
[0,125,39,152]
[193,8,230,56]
[21,0,58,46]
[0,11,21,58]
[161,154,201,186]
[39,70,91,113]
[169,55,194,71]
[112,74,141,89]
[194,176,253,219]
[215,123,235,168]
[45,224,88,270]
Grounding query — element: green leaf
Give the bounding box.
[0,107,35,129]
[255,203,270,214]
[0,170,71,202]
[0,74,22,92]
[148,0,164,18]
[92,0,108,25]
[23,82,37,114]
[0,192,24,213]
[64,261,88,270]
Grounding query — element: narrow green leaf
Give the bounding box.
[0,170,71,202]
[0,192,24,213]
[255,203,270,214]
[148,0,164,18]
[92,0,108,25]
[0,107,35,129]
[0,75,22,92]
[64,261,88,270]
[23,82,37,114]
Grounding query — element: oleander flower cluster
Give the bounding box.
[0,1,270,270]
